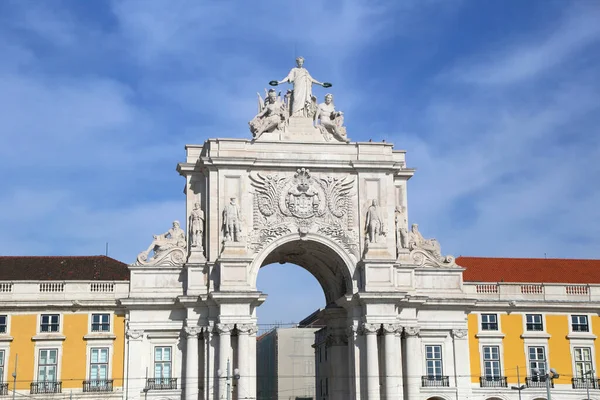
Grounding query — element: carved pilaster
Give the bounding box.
[382,323,402,335]
[451,329,468,339]
[184,325,202,338]
[237,324,258,335]
[404,326,420,337]
[126,329,143,340]
[361,322,380,335]
[215,323,234,335]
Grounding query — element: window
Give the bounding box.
[91,314,110,332]
[526,314,543,331]
[0,350,4,383]
[40,314,60,332]
[528,346,547,377]
[483,346,501,378]
[481,314,498,331]
[574,347,593,377]
[38,349,58,382]
[0,315,6,334]
[154,347,172,383]
[425,345,443,377]
[571,315,589,332]
[90,348,109,382]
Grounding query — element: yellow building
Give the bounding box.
[0,256,129,399]
[460,256,600,399]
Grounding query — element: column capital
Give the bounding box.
[237,323,258,335]
[184,325,202,338]
[361,322,380,335]
[216,323,234,334]
[126,329,143,340]
[404,326,420,337]
[382,323,403,335]
[451,329,468,339]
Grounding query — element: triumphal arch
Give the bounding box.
[125,58,473,400]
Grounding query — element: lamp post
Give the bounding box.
[584,369,595,400]
[11,354,17,400]
[510,365,525,400]
[218,359,240,400]
[533,367,559,400]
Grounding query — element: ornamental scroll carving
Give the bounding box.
[249,168,358,256]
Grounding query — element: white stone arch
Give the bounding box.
[424,396,452,400]
[485,396,509,400]
[248,232,358,304]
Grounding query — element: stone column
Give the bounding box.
[362,323,380,400]
[216,323,233,400]
[125,329,144,400]
[452,329,472,398]
[346,326,359,400]
[185,326,201,400]
[404,327,421,400]
[203,327,214,400]
[236,324,257,400]
[383,324,402,399]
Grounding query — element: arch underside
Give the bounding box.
[260,239,349,305]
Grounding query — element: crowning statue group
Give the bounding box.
[249,56,349,143]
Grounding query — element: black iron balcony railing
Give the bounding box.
[421,375,449,387]
[30,381,62,394]
[526,376,554,388]
[83,379,114,392]
[0,383,8,396]
[145,378,178,390]
[572,377,600,389]
[479,376,508,387]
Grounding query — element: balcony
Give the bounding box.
[421,376,449,387]
[572,377,600,389]
[30,381,62,394]
[479,376,508,388]
[525,377,553,388]
[83,379,114,392]
[145,378,178,390]
[0,383,7,396]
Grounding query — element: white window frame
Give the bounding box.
[520,313,550,339]
[527,345,548,378]
[37,313,62,334]
[35,348,60,383]
[85,340,114,385]
[153,346,173,383]
[525,314,544,332]
[424,344,444,378]
[573,347,594,378]
[571,315,589,332]
[480,314,499,331]
[481,345,502,379]
[0,349,5,384]
[0,315,8,335]
[89,347,110,382]
[89,313,112,334]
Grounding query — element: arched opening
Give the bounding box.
[253,237,354,400]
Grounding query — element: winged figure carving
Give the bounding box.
[250,173,286,217]
[320,176,354,218]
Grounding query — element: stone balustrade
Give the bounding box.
[0,280,129,301]
[464,282,598,301]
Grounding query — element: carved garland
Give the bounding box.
[249,168,358,256]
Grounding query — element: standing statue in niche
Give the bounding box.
[408,223,443,261]
[271,56,331,117]
[395,205,408,252]
[223,197,242,242]
[141,221,186,259]
[316,93,349,143]
[249,89,288,139]
[365,199,385,243]
[189,202,205,250]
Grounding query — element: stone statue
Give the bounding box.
[316,93,349,143]
[223,197,242,242]
[249,89,288,139]
[365,199,384,243]
[139,220,186,262]
[275,56,329,117]
[189,202,205,249]
[395,205,408,252]
[408,223,442,261]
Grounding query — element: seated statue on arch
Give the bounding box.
[316,93,349,143]
[249,89,288,139]
[138,221,187,262]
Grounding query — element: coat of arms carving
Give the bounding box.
[249,168,358,256]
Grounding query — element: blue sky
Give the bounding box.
[1,0,600,324]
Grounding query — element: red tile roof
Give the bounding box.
[0,256,129,281]
[458,256,600,284]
